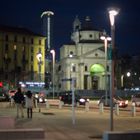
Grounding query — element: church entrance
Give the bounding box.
[91,76,98,90]
[90,63,105,90]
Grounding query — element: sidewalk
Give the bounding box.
[0,104,140,140]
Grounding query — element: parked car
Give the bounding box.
[0,91,9,101]
[98,95,128,108]
[59,92,89,106]
[34,92,46,103]
[8,90,17,98]
[131,94,140,106]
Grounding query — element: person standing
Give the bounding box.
[14,87,24,118]
[25,90,33,118]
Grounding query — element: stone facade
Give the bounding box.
[56,16,111,91]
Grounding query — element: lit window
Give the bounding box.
[14,45,17,50]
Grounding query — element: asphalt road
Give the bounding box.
[0,102,140,140]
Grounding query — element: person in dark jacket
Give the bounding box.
[14,87,24,118]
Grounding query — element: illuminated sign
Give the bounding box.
[19,81,45,87]
[0,82,3,87]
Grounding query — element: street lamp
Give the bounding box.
[121,72,131,88]
[50,49,55,99]
[41,11,54,51]
[100,31,111,105]
[36,52,42,83]
[108,7,119,131]
[69,53,73,78]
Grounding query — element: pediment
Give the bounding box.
[81,47,105,58]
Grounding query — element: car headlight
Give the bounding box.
[44,99,47,102]
[35,94,38,98]
[119,102,122,106]
[39,98,43,102]
[97,100,100,105]
[87,99,90,102]
[79,98,85,102]
[125,100,128,104]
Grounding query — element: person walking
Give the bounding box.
[25,90,33,118]
[14,87,24,118]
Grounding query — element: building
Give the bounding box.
[56,16,111,92]
[0,25,46,89]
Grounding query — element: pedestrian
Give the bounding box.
[25,90,33,118]
[14,87,24,118]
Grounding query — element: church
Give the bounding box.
[55,16,111,92]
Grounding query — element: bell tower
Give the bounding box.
[71,16,81,44]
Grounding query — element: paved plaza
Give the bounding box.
[0,102,140,140]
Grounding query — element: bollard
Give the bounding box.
[85,102,89,112]
[99,102,104,114]
[39,107,41,112]
[115,103,119,116]
[10,97,15,107]
[76,102,80,107]
[131,102,136,117]
[35,99,38,108]
[46,100,50,109]
[59,101,63,109]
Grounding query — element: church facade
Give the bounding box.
[56,16,111,91]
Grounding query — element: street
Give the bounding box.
[0,101,140,140]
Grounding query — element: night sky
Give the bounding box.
[0,0,140,59]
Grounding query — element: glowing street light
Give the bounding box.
[108,7,119,131]
[41,11,54,51]
[50,49,55,99]
[36,52,42,82]
[100,31,111,106]
[121,72,131,88]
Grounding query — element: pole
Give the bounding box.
[71,78,75,125]
[47,16,51,50]
[110,22,115,131]
[50,50,55,99]
[105,39,108,106]
[108,7,119,131]
[52,53,55,99]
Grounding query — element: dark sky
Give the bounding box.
[0,0,140,58]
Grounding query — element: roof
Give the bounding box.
[80,16,101,31]
[0,25,45,37]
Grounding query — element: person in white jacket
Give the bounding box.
[25,90,33,118]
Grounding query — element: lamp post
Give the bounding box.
[69,54,73,78]
[100,31,111,105]
[36,52,42,84]
[50,49,55,99]
[108,7,119,131]
[41,11,54,51]
[121,72,131,88]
